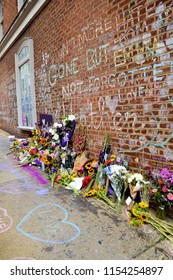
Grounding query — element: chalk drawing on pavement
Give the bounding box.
[16,203,80,244]
[0,208,13,233]
[0,179,43,194]
[36,188,49,195]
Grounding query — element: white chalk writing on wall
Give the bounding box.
[36,1,173,159]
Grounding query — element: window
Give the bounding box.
[0,0,3,40]
[17,0,27,11]
[15,38,37,130]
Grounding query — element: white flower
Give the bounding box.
[134,173,143,181]
[68,114,75,121]
[52,134,59,141]
[49,128,55,135]
[136,182,142,189]
[53,122,62,128]
[127,172,146,186]
[128,177,132,183]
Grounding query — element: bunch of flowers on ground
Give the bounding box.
[9,116,173,242]
[11,114,77,173]
[104,164,128,202]
[129,202,173,241]
[147,169,173,208]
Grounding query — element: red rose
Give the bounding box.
[82,176,92,188]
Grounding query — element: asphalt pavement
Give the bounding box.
[0,129,173,260]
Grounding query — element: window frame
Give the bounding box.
[15,38,37,131]
[17,0,26,11]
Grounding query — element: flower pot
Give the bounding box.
[156,205,166,220]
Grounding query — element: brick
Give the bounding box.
[1,0,173,171]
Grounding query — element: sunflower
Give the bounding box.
[88,168,95,176]
[43,159,51,165]
[138,202,148,208]
[130,219,143,226]
[131,205,139,217]
[84,190,96,197]
[85,162,92,169]
[140,214,148,221]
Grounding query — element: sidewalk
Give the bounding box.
[0,129,173,260]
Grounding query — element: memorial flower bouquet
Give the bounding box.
[84,188,116,209]
[48,114,76,149]
[148,169,173,207]
[127,173,146,189]
[104,164,128,207]
[129,202,173,241]
[126,172,149,202]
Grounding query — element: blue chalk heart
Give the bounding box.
[16,203,80,244]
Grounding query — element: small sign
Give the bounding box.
[39,114,53,127]
[125,196,132,206]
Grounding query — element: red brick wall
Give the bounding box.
[2,0,18,34]
[1,0,173,173]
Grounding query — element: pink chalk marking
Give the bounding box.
[0,208,13,233]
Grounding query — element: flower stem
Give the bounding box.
[149,215,173,237]
[147,218,173,242]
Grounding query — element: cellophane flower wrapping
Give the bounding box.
[104,164,128,201]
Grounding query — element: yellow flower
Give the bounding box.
[35,129,40,135]
[44,159,50,165]
[71,172,78,179]
[110,154,116,161]
[128,212,132,218]
[88,168,95,175]
[130,219,143,226]
[140,214,148,221]
[84,190,96,197]
[85,162,92,169]
[94,184,101,190]
[131,205,138,217]
[139,202,148,208]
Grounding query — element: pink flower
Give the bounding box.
[162,185,167,192]
[152,188,158,193]
[167,193,173,201]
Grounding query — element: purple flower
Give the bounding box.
[61,134,70,147]
[68,120,76,140]
[108,185,114,196]
[105,144,111,154]
[61,120,76,147]
[99,150,105,163]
